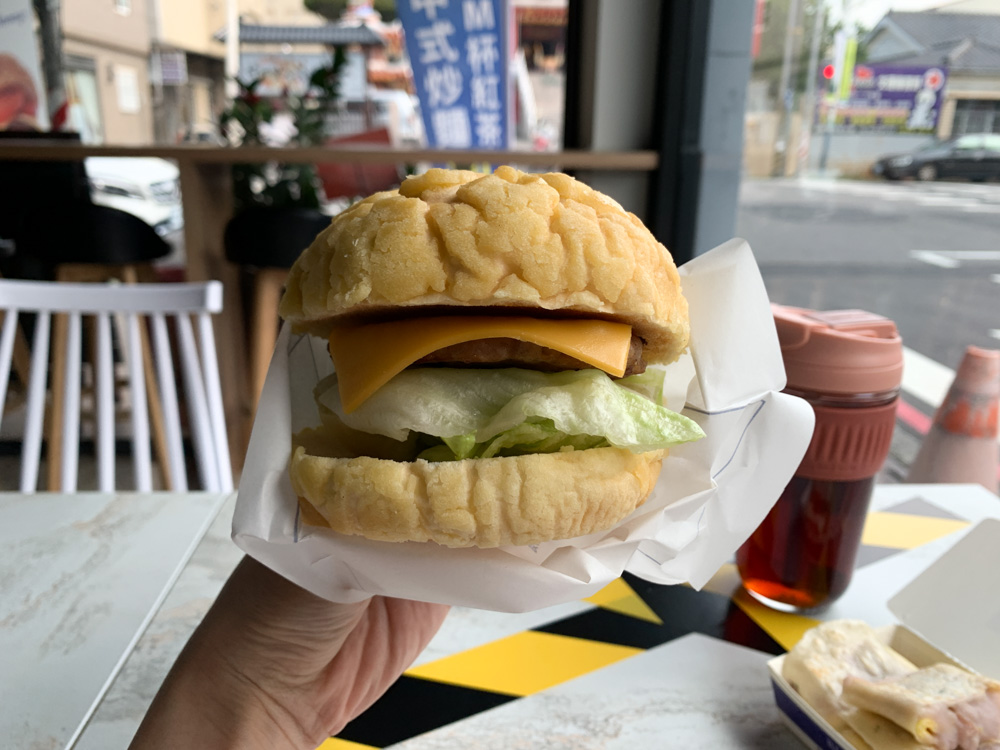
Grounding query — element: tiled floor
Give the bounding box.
[0,452,161,492]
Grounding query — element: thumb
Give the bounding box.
[317,597,450,735]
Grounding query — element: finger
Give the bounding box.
[318,598,450,735]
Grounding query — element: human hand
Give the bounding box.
[130,556,449,750]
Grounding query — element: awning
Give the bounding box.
[214,22,384,46]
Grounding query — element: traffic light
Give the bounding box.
[820,63,837,97]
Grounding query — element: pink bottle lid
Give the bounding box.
[772,304,904,396]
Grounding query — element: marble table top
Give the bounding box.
[10,483,998,750]
[0,491,230,750]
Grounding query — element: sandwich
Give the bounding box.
[278,166,705,548]
[842,664,1000,750]
[783,620,1000,750]
[782,619,918,730]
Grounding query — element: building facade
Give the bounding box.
[865,8,1000,138]
[149,0,227,142]
[151,0,327,142]
[61,0,155,144]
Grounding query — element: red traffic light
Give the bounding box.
[822,64,835,79]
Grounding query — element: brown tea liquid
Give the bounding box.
[741,307,903,612]
[737,474,875,612]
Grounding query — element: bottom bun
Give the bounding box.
[289,426,665,548]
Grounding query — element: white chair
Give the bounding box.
[0,279,233,493]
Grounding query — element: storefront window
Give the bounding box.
[64,66,104,143]
[953,99,1000,135]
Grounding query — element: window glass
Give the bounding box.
[64,67,104,143]
[24,0,567,151]
[954,134,983,150]
[737,0,1000,480]
[17,0,569,271]
[953,98,1000,135]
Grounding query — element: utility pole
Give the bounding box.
[32,0,65,124]
[799,0,825,176]
[819,29,855,173]
[225,0,240,100]
[773,0,803,177]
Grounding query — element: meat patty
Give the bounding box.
[413,335,647,377]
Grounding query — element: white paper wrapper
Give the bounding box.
[233,238,815,612]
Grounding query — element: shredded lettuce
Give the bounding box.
[616,368,665,403]
[315,367,704,462]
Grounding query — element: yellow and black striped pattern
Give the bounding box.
[318,498,968,749]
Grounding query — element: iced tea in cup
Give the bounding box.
[737,306,903,612]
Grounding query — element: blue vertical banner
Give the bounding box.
[398,0,510,149]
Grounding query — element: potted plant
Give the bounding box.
[220,49,346,212]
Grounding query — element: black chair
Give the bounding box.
[17,203,170,269]
[0,132,171,280]
[0,134,90,279]
[224,206,331,268]
[224,207,332,407]
[0,132,173,491]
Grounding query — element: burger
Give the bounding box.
[278,166,704,549]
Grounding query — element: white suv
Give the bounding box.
[84,157,183,237]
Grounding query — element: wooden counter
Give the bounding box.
[0,142,660,475]
[0,142,659,169]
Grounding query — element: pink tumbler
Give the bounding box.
[737,306,904,612]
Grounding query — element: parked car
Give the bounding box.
[84,157,184,237]
[872,133,1000,182]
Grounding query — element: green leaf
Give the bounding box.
[316,367,705,462]
[442,432,477,459]
[616,368,665,403]
[416,444,459,462]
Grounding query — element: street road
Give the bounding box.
[737,177,1000,376]
[736,177,1000,477]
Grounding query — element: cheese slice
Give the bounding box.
[844,709,922,750]
[842,664,1000,748]
[328,316,633,413]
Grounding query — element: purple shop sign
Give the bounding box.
[842,64,948,133]
[398,0,510,150]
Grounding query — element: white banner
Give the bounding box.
[0,0,49,129]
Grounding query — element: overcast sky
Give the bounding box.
[836,0,951,30]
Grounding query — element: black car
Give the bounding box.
[872,133,1000,181]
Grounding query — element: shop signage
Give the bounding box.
[0,0,49,129]
[158,51,188,86]
[240,52,332,97]
[823,64,948,133]
[398,0,509,149]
